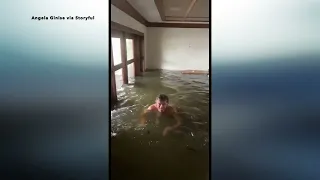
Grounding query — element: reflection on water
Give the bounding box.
[111,70,209,180]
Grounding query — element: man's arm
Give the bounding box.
[172,113,182,128]
[162,108,182,136]
[140,106,153,124]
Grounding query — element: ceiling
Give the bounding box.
[126,0,209,23]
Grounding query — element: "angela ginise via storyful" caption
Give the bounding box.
[31,16,95,21]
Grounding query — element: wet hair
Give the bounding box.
[156,94,169,103]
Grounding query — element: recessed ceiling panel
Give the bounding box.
[163,0,193,17]
[127,0,210,23]
[187,0,209,18]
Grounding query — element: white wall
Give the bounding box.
[111,5,147,68]
[146,27,209,70]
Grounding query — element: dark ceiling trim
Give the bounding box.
[111,0,148,26]
[111,21,144,36]
[154,0,166,21]
[148,22,209,28]
[166,16,208,19]
[166,19,209,22]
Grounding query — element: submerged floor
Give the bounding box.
[111,70,209,180]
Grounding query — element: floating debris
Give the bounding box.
[111,132,117,137]
[192,122,206,125]
[186,145,197,152]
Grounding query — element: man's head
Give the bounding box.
[155,94,169,112]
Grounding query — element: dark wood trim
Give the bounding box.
[154,0,165,21]
[133,35,141,76]
[111,0,148,26]
[112,58,142,72]
[139,37,145,72]
[145,69,163,72]
[110,42,118,104]
[165,16,209,22]
[127,58,134,65]
[166,19,209,22]
[120,32,129,84]
[111,29,122,38]
[166,16,208,19]
[112,29,136,39]
[112,63,122,72]
[148,22,209,28]
[125,33,135,39]
[111,21,144,36]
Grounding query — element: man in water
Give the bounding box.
[140,94,182,136]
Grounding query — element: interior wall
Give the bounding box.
[111,5,147,68]
[146,27,209,70]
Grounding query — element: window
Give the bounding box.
[128,63,135,83]
[115,69,123,90]
[112,38,122,65]
[126,39,134,61]
[110,26,143,105]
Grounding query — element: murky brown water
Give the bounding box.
[111,70,209,180]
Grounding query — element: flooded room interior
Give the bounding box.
[110,0,209,179]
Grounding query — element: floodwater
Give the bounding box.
[111,70,209,180]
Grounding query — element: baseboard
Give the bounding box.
[145,68,163,72]
[145,68,208,73]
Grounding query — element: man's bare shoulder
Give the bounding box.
[165,105,178,115]
[144,104,157,112]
